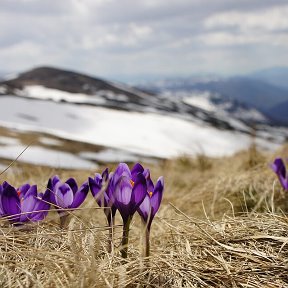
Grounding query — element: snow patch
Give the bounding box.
[80,149,139,163]
[183,92,216,112]
[96,90,129,102]
[39,137,62,146]
[0,86,7,94]
[0,136,19,145]
[0,144,97,170]
[232,108,267,122]
[21,85,106,105]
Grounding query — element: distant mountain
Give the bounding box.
[141,75,288,125]
[0,66,185,115]
[160,90,270,126]
[268,99,288,124]
[250,67,288,90]
[0,66,156,103]
[192,77,288,112]
[137,75,223,94]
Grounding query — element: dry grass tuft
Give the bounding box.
[1,207,288,287]
[1,144,288,287]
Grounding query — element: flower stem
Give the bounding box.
[107,215,115,253]
[121,216,131,258]
[145,226,151,258]
[59,213,69,229]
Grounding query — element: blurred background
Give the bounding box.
[0,0,288,170]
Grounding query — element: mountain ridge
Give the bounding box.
[249,67,288,90]
[1,66,155,100]
[0,66,287,165]
[138,74,288,125]
[0,66,250,131]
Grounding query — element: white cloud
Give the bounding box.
[0,0,288,78]
[199,32,288,47]
[205,5,288,32]
[201,5,288,49]
[75,23,153,50]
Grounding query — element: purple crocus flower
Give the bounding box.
[137,171,164,230]
[88,168,117,223]
[135,168,164,257]
[110,163,147,223]
[47,175,89,209]
[89,168,117,253]
[46,175,89,227]
[0,181,50,223]
[0,184,4,218]
[109,162,147,258]
[271,158,288,190]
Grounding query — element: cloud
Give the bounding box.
[204,5,288,32]
[199,32,288,47]
[201,5,288,48]
[78,23,153,50]
[0,0,288,79]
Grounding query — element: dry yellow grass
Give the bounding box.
[1,144,288,287]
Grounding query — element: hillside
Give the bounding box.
[1,66,158,104]
[0,66,287,168]
[0,66,246,130]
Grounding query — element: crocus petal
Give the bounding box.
[2,183,20,221]
[113,176,133,221]
[65,178,78,194]
[131,163,144,180]
[51,175,61,188]
[271,158,286,177]
[0,185,4,216]
[114,176,133,205]
[70,181,89,208]
[89,175,110,207]
[137,194,151,222]
[30,209,48,221]
[55,183,74,208]
[102,168,109,182]
[89,174,102,198]
[113,163,131,184]
[271,158,288,190]
[17,183,31,198]
[31,191,51,221]
[47,175,60,204]
[19,185,38,222]
[143,169,154,192]
[130,173,147,214]
[150,176,164,216]
[2,181,9,189]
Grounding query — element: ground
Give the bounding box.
[1,144,288,287]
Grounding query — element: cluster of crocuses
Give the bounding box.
[0,162,164,258]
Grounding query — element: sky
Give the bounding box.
[1,0,288,82]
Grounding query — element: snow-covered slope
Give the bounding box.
[0,96,285,160]
[0,66,287,167]
[176,91,268,124]
[139,78,271,126]
[0,67,261,132]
